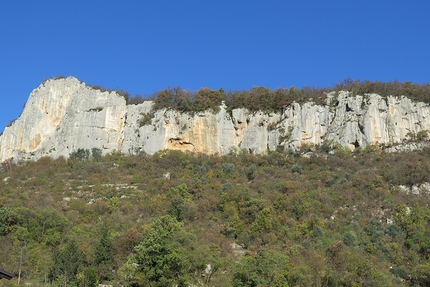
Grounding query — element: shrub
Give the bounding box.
[0,207,18,235]
[69,148,90,161]
[138,112,154,126]
[127,94,146,105]
[417,130,429,141]
[291,164,302,174]
[222,163,235,175]
[390,265,408,280]
[42,75,66,85]
[91,148,102,161]
[343,231,357,247]
[87,107,103,112]
[246,164,257,180]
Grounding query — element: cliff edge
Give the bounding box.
[1,77,429,162]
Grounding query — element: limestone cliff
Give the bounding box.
[0,77,126,161]
[1,77,429,162]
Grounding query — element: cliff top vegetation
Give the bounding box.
[38,77,430,120]
[99,78,430,114]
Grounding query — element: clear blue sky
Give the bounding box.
[1,1,429,130]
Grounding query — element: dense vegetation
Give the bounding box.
[1,145,430,286]
[140,79,430,117]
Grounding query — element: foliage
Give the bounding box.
[138,112,154,127]
[334,78,430,103]
[69,148,90,161]
[69,148,103,161]
[81,267,97,287]
[0,207,18,235]
[1,147,430,285]
[132,79,430,117]
[48,240,83,285]
[232,249,288,287]
[42,75,66,85]
[125,215,188,286]
[91,148,102,161]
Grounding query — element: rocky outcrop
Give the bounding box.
[1,77,430,162]
[0,77,126,161]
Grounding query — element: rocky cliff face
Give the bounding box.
[1,77,429,162]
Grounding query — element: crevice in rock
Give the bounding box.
[383,97,389,108]
[358,122,365,135]
[352,140,360,148]
[167,138,195,151]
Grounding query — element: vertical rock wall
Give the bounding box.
[1,77,430,162]
[0,77,126,161]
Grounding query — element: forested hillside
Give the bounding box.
[1,142,430,286]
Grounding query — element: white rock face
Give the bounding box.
[1,77,430,162]
[0,77,126,161]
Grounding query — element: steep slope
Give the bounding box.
[1,77,429,162]
[0,77,127,161]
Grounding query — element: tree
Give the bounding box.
[123,215,188,287]
[95,227,111,265]
[49,240,83,286]
[194,87,225,113]
[69,148,90,161]
[392,204,429,251]
[78,267,97,287]
[91,148,102,161]
[232,249,288,287]
[167,197,185,222]
[94,226,113,281]
[0,207,18,235]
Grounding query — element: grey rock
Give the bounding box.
[2,77,430,162]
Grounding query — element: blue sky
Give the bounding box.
[1,1,429,130]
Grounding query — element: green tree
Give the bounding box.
[78,267,97,287]
[251,207,273,233]
[70,148,90,161]
[392,204,429,251]
[167,197,185,222]
[343,231,357,247]
[0,207,18,235]
[91,148,102,161]
[94,227,111,265]
[246,164,257,181]
[232,249,288,287]
[49,240,83,285]
[125,215,188,287]
[94,226,112,281]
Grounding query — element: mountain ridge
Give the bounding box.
[1,76,429,162]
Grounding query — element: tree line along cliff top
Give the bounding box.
[44,76,430,114]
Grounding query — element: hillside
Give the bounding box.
[1,78,430,286]
[1,77,430,162]
[1,146,430,286]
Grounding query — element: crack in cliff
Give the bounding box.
[358,122,365,135]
